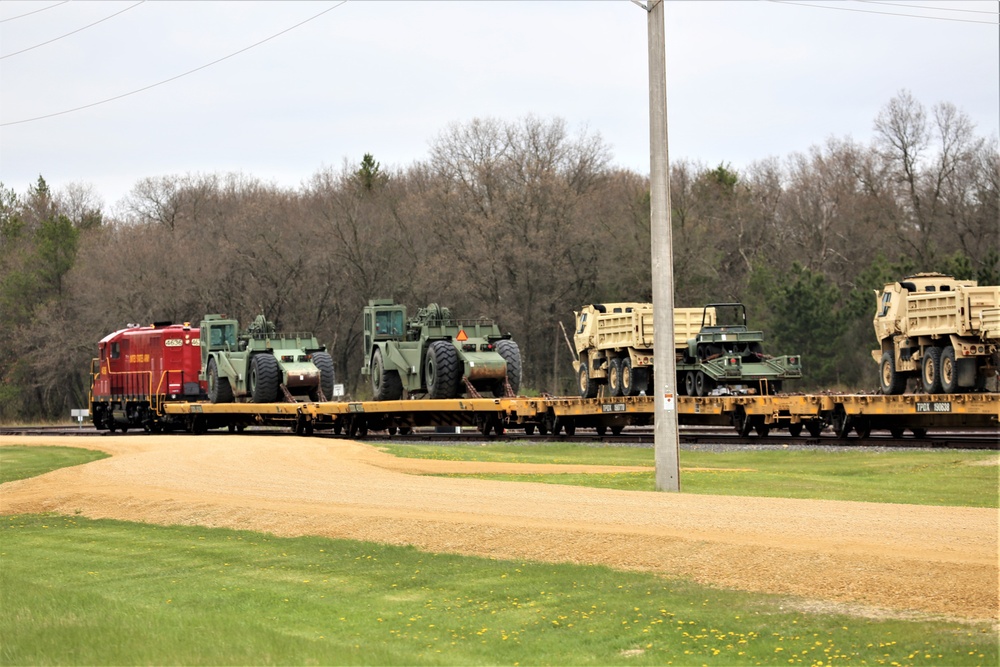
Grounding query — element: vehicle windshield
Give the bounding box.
[708,304,746,328]
[375,310,404,335]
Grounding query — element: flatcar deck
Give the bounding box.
[159,392,1000,440]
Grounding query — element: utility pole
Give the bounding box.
[643,0,680,491]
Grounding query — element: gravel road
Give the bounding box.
[1,435,996,622]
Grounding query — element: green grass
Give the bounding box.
[1,445,996,665]
[2,514,996,666]
[378,443,1000,507]
[0,445,108,484]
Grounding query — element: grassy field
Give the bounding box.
[377,443,1000,507]
[1,444,997,666]
[0,445,108,484]
[2,514,996,666]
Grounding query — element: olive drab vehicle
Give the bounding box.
[200,314,335,403]
[361,299,521,400]
[572,302,802,398]
[873,273,1000,394]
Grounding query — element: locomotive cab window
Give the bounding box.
[110,342,120,359]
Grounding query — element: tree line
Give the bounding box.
[1,91,997,421]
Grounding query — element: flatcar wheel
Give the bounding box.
[563,420,576,436]
[595,424,607,436]
[832,407,851,439]
[754,422,770,437]
[854,420,872,439]
[524,424,536,436]
[788,423,803,437]
[911,427,927,438]
[610,425,623,436]
[806,421,823,438]
[734,407,752,437]
[889,427,904,438]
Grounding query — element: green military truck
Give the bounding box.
[200,314,335,403]
[361,299,521,400]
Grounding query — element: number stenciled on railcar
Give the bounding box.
[601,403,627,413]
[916,402,952,413]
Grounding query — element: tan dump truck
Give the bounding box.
[571,304,709,397]
[872,273,1000,394]
[572,302,802,398]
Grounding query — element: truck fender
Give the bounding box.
[215,353,242,382]
[381,344,417,380]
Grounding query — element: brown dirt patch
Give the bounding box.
[1,435,997,623]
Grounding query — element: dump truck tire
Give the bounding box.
[608,358,623,397]
[372,348,403,401]
[939,346,959,394]
[922,347,942,394]
[879,351,905,395]
[493,339,522,397]
[426,341,460,399]
[578,364,597,399]
[250,354,279,403]
[310,351,335,402]
[207,357,234,404]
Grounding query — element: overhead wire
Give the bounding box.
[0,1,70,24]
[1,1,348,127]
[1,1,146,60]
[856,0,998,15]
[770,0,999,24]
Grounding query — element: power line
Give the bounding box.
[1,1,146,60]
[857,0,998,15]
[0,1,70,24]
[1,1,348,127]
[770,0,999,24]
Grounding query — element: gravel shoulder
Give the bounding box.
[1,435,997,622]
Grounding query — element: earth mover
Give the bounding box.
[200,314,335,403]
[873,273,1000,394]
[361,299,521,400]
[572,302,802,398]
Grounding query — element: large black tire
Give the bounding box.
[578,363,598,399]
[309,351,336,402]
[878,351,905,395]
[684,371,696,397]
[620,358,637,396]
[608,358,623,397]
[922,347,942,394]
[249,354,279,403]
[207,357,234,404]
[425,340,460,399]
[694,371,711,397]
[493,339,522,397]
[371,348,403,401]
[939,346,958,394]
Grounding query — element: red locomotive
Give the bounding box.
[90,322,206,432]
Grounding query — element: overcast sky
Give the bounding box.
[1,0,997,209]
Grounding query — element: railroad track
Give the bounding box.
[3,424,997,450]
